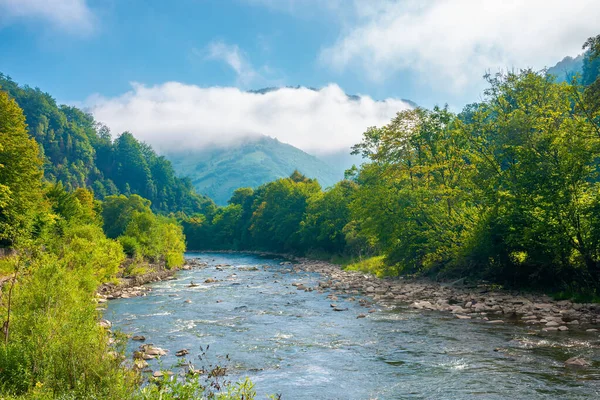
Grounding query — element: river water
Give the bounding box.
[105,252,600,399]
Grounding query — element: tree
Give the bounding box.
[0,90,44,245]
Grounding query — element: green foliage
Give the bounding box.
[0,74,215,216]
[344,256,388,278]
[135,375,257,400]
[167,136,341,205]
[182,171,344,254]
[349,64,600,289]
[0,90,44,245]
[0,248,133,398]
[102,194,186,268]
[351,106,477,274]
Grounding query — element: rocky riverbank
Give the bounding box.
[97,259,207,301]
[288,257,600,335]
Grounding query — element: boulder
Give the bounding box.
[564,357,591,368]
[99,319,112,329]
[132,335,146,341]
[175,349,189,357]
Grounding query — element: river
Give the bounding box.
[105,252,600,399]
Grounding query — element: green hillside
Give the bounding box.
[166,136,343,205]
[0,73,214,215]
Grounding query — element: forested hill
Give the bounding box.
[547,47,600,84]
[0,74,214,215]
[167,136,342,205]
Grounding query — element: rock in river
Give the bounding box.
[564,357,591,368]
[175,349,189,357]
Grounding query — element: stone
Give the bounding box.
[132,335,146,341]
[545,321,559,327]
[184,299,192,304]
[455,314,471,320]
[487,320,504,324]
[175,349,189,357]
[586,328,598,332]
[204,278,216,284]
[564,357,591,368]
[357,314,367,319]
[333,307,348,312]
[144,346,167,356]
[99,319,112,329]
[134,359,148,369]
[558,326,569,331]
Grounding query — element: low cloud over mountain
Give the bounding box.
[86,82,413,155]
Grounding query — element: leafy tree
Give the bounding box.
[0,90,44,245]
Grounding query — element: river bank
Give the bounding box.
[97,259,207,300]
[288,257,600,335]
[102,253,600,334]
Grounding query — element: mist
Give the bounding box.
[86,82,413,155]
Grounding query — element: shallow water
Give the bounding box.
[105,252,600,399]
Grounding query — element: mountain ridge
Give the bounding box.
[166,135,344,205]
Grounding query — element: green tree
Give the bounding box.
[0,90,44,245]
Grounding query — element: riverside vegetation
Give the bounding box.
[0,34,599,398]
[0,86,253,398]
[182,35,600,298]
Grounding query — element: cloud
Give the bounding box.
[86,82,412,155]
[0,0,95,34]
[199,40,283,87]
[320,0,600,92]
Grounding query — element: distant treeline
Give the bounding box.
[183,35,600,292]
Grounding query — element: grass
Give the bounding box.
[552,288,600,303]
[343,256,389,278]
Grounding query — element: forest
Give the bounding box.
[0,33,599,398]
[183,35,600,293]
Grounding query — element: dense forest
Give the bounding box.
[0,74,214,216]
[183,35,600,293]
[0,79,249,396]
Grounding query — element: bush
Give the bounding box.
[120,235,141,258]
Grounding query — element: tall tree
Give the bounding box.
[0,91,44,245]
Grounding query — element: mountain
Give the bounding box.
[547,54,585,82]
[547,50,600,87]
[0,73,215,215]
[166,136,344,205]
[164,85,411,205]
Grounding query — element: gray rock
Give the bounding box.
[564,357,591,368]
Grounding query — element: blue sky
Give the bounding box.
[1,0,599,154]
[2,0,409,103]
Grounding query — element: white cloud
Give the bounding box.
[86,82,412,155]
[0,0,95,34]
[320,0,600,92]
[200,40,283,87]
[205,40,258,86]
